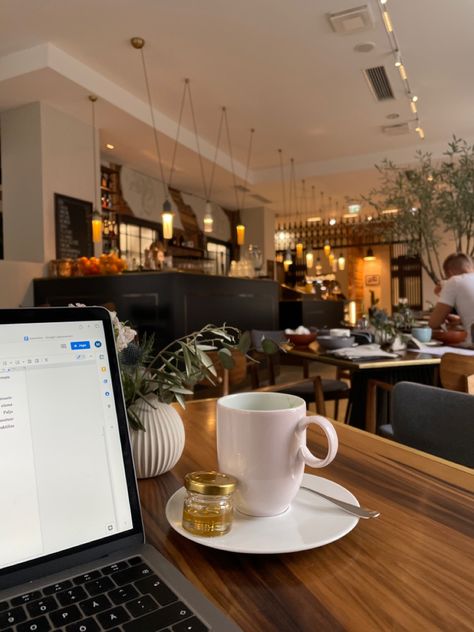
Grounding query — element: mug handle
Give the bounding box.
[296,415,339,468]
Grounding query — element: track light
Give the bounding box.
[394,51,402,68]
[398,64,407,81]
[416,126,425,140]
[382,9,393,32]
[410,101,417,114]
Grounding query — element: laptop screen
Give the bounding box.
[0,308,142,578]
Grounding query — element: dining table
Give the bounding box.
[287,341,442,429]
[138,398,474,632]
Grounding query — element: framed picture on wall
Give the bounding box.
[365,274,380,287]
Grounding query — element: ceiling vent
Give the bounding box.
[364,66,394,100]
[382,122,410,136]
[328,5,374,34]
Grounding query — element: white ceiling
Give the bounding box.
[1,0,474,219]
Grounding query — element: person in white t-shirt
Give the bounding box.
[429,253,474,343]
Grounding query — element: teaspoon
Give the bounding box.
[300,485,380,519]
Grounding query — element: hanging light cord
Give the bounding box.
[167,78,188,191]
[222,107,241,211]
[186,80,209,201]
[89,95,98,210]
[137,46,168,199]
[238,128,255,210]
[207,107,225,203]
[278,149,287,217]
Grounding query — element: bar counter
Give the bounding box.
[138,399,474,632]
[34,271,279,348]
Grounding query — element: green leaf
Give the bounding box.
[262,338,280,355]
[237,330,251,354]
[218,347,234,370]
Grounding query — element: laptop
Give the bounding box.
[0,306,241,632]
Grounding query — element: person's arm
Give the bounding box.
[429,302,453,329]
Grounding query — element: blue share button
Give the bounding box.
[71,341,91,350]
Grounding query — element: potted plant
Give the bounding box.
[364,136,474,284]
[112,313,249,478]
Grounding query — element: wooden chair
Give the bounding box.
[193,349,250,398]
[439,352,474,393]
[366,352,474,434]
[249,330,350,419]
[389,382,474,467]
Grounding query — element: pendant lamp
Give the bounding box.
[203,201,214,233]
[338,253,346,271]
[306,249,314,269]
[315,257,323,275]
[88,96,102,244]
[131,37,173,239]
[324,240,331,257]
[236,224,245,245]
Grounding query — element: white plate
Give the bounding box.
[165,473,359,554]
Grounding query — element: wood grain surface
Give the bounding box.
[138,399,474,632]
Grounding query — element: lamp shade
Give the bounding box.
[296,241,303,259]
[162,199,174,240]
[323,241,331,257]
[306,250,314,269]
[338,253,345,271]
[91,209,102,244]
[203,201,214,233]
[236,224,245,245]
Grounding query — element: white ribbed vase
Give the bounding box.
[130,397,185,479]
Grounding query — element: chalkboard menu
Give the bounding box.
[54,193,93,259]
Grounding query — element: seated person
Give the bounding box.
[429,253,474,343]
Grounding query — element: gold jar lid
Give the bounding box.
[184,471,237,495]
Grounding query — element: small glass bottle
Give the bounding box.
[182,471,237,537]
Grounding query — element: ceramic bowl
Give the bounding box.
[286,332,317,346]
[432,329,467,345]
[316,336,355,350]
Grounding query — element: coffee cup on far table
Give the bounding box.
[216,392,338,517]
[411,326,432,343]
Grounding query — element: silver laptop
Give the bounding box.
[0,306,240,632]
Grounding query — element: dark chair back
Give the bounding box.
[391,382,474,467]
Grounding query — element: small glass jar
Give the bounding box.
[182,471,237,537]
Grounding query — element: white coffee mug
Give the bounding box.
[216,392,338,517]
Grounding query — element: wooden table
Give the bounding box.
[138,399,474,632]
[288,344,442,429]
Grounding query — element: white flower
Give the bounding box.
[110,311,137,351]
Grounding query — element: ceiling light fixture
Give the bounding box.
[306,216,322,223]
[377,2,424,139]
[416,126,425,140]
[382,9,393,33]
[324,240,331,257]
[88,95,102,244]
[338,253,346,271]
[329,218,337,226]
[131,37,174,240]
[306,249,314,269]
[105,143,115,150]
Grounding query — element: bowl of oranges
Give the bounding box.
[77,253,127,276]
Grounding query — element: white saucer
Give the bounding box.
[165,473,359,554]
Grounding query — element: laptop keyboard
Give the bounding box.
[0,556,209,632]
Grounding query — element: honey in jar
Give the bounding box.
[182,471,237,537]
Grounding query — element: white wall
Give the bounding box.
[0,261,45,307]
[240,206,276,268]
[0,101,98,304]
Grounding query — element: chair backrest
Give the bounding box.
[194,349,248,397]
[391,382,474,467]
[439,353,474,393]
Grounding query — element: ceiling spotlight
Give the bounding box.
[411,95,418,103]
[394,51,402,67]
[382,9,393,32]
[410,101,417,114]
[416,126,425,140]
[105,143,115,150]
[380,0,388,4]
[329,218,337,226]
[398,64,407,81]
